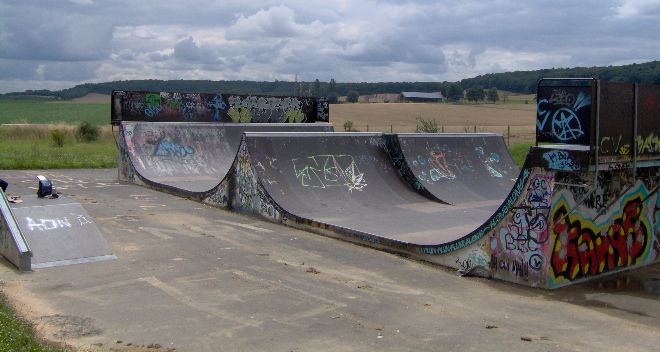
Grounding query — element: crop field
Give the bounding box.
[0,96,109,125]
[330,101,537,144]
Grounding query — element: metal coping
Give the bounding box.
[534,144,591,151]
[242,132,383,137]
[0,190,31,254]
[120,121,333,127]
[538,78,596,87]
[394,133,502,137]
[0,189,32,270]
[31,254,117,269]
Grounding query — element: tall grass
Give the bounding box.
[0,125,116,169]
[509,142,533,168]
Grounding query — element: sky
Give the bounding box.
[0,0,659,93]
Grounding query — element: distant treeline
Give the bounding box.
[3,61,658,100]
[461,61,660,93]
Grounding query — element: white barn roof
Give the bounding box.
[401,92,444,99]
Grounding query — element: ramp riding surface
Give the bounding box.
[237,132,502,245]
[121,122,333,197]
[390,133,518,206]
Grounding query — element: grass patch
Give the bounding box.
[0,98,108,125]
[0,125,116,169]
[0,294,65,351]
[508,142,534,168]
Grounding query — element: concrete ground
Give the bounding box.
[0,169,658,352]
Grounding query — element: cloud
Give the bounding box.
[614,0,660,18]
[0,0,659,93]
[0,59,97,82]
[174,37,203,61]
[0,3,114,62]
[226,5,301,40]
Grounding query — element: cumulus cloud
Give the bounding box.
[0,0,658,93]
[226,5,301,39]
[614,0,660,18]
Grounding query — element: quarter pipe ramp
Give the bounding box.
[234,132,500,245]
[386,133,519,206]
[117,122,333,205]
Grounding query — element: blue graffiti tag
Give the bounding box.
[154,140,194,158]
[537,91,590,141]
[207,94,227,121]
[542,150,580,171]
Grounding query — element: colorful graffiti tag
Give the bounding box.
[550,191,652,282]
[409,146,505,186]
[543,150,581,171]
[112,91,329,124]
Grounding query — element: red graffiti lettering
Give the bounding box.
[551,197,649,281]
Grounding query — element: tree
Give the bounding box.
[486,88,499,103]
[313,79,321,97]
[329,78,337,94]
[500,91,509,104]
[466,85,485,102]
[327,92,339,104]
[347,90,359,103]
[446,83,463,101]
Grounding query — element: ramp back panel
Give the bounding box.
[111,91,329,124]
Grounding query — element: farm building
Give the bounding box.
[358,93,402,103]
[401,91,445,102]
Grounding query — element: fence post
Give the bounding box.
[366,124,369,132]
[441,125,444,133]
[474,125,477,133]
[507,125,511,146]
[390,124,393,133]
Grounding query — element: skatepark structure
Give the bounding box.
[112,80,660,288]
[2,81,656,289]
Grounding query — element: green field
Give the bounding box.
[0,98,109,125]
[0,138,116,169]
[508,142,534,167]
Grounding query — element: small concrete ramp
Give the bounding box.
[0,190,31,271]
[9,195,115,269]
[388,133,518,207]
[120,122,334,199]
